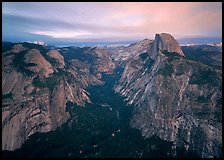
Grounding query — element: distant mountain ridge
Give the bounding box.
[181,44,222,69]
[177,37,222,45]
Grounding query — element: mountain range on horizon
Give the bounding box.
[3,36,222,48]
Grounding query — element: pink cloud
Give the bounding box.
[3,2,222,41]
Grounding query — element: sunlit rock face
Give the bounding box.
[107,39,153,62]
[24,49,54,77]
[149,33,185,60]
[93,47,116,73]
[2,35,222,158]
[115,33,222,157]
[2,43,115,151]
[47,50,65,68]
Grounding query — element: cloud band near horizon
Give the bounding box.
[2,2,222,43]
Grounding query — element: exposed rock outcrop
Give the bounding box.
[106,39,153,64]
[2,43,115,151]
[94,48,115,73]
[47,50,65,68]
[149,33,185,59]
[24,49,54,77]
[115,33,222,157]
[60,46,115,77]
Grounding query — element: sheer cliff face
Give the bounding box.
[149,33,184,59]
[115,33,222,157]
[2,43,115,151]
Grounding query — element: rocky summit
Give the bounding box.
[2,33,222,158]
[2,43,115,151]
[115,33,222,157]
[149,33,185,59]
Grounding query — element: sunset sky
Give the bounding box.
[2,2,222,45]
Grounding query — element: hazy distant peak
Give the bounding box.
[32,41,47,46]
[23,41,48,46]
[11,44,27,53]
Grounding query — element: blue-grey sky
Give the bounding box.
[2,2,222,44]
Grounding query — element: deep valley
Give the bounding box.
[2,33,222,158]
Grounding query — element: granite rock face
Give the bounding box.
[149,33,185,59]
[115,33,222,157]
[93,47,115,73]
[60,46,115,77]
[2,35,222,158]
[24,49,54,77]
[105,39,153,66]
[2,43,115,151]
[46,50,65,68]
